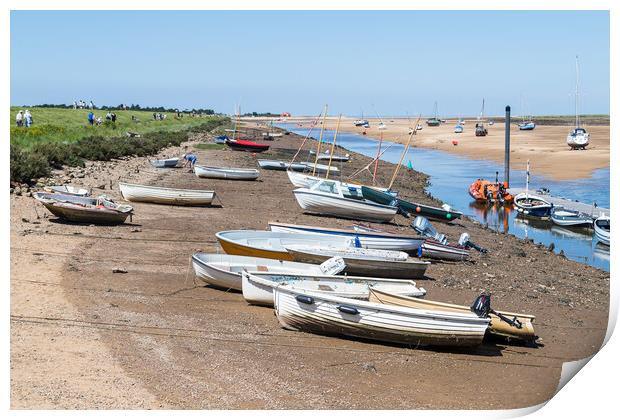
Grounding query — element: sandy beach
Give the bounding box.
[10,126,609,409]
[271,117,610,181]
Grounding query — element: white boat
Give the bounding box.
[567,56,590,150]
[293,179,398,223]
[194,165,259,180]
[242,271,426,306]
[216,230,351,261]
[191,253,345,291]
[284,245,430,279]
[118,182,215,206]
[454,125,464,133]
[420,240,470,261]
[299,162,340,175]
[353,119,369,127]
[285,170,392,200]
[273,283,489,347]
[262,132,283,137]
[268,222,424,252]
[258,160,307,171]
[550,208,593,227]
[593,215,610,246]
[309,150,350,162]
[150,157,180,168]
[44,185,91,197]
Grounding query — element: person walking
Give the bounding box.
[24,110,32,127]
[15,110,24,127]
[88,111,95,126]
[111,112,117,123]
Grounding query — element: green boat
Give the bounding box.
[361,186,462,222]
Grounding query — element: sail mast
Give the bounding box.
[372,131,384,185]
[575,55,581,128]
[388,116,420,190]
[325,114,341,179]
[312,104,328,176]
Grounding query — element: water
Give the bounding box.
[279,124,610,272]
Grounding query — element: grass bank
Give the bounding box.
[10,107,228,184]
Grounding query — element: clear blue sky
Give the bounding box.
[11,10,609,116]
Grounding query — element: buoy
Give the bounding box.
[446,213,452,219]
[416,206,421,213]
[452,140,459,146]
[362,131,367,135]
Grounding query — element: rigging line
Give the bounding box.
[289,109,323,165]
[388,115,421,190]
[312,104,329,176]
[325,114,342,179]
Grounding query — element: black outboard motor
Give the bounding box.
[458,232,488,253]
[471,293,523,328]
[411,216,447,244]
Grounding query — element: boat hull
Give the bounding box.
[274,285,488,347]
[150,158,179,168]
[118,182,215,206]
[593,216,610,246]
[550,209,593,227]
[293,189,397,223]
[40,201,130,224]
[513,193,553,218]
[420,240,470,261]
[194,165,259,180]
[258,160,307,171]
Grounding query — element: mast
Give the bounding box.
[312,104,328,176]
[575,55,581,128]
[372,131,384,184]
[388,116,420,190]
[525,160,530,198]
[325,114,341,179]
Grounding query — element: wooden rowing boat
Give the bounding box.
[242,271,426,306]
[368,288,537,342]
[274,284,489,347]
[118,182,215,206]
[34,192,133,224]
[191,253,342,291]
[216,230,350,260]
[194,165,259,180]
[285,245,430,279]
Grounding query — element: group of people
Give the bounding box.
[153,112,167,121]
[73,100,95,110]
[105,111,118,123]
[15,110,33,127]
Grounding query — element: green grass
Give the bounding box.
[195,143,227,150]
[10,106,224,149]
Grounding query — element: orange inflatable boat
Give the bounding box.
[469,179,513,203]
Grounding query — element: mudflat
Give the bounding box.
[11,126,609,409]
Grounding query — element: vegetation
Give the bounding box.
[195,143,227,150]
[15,103,216,114]
[10,107,228,184]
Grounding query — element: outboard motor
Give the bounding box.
[458,232,488,253]
[471,293,491,317]
[411,216,447,244]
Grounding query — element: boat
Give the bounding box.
[299,162,340,175]
[242,271,426,306]
[191,253,344,291]
[593,215,610,246]
[475,100,488,136]
[513,161,553,218]
[518,121,536,131]
[416,124,423,131]
[268,222,425,252]
[454,124,464,133]
[194,165,259,180]
[468,177,513,203]
[420,240,470,261]
[567,56,590,150]
[150,157,179,168]
[285,245,430,279]
[44,185,91,197]
[368,288,537,343]
[293,179,398,223]
[262,132,283,138]
[273,283,490,347]
[361,186,462,222]
[33,192,133,224]
[286,170,391,199]
[426,102,441,126]
[257,160,307,171]
[118,182,215,206]
[309,150,350,162]
[225,138,270,152]
[216,230,351,261]
[550,208,593,227]
[214,135,228,144]
[353,117,369,127]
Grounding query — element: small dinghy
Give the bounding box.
[214,135,229,144]
[550,208,593,227]
[242,271,425,306]
[286,170,391,199]
[118,182,215,206]
[514,193,553,218]
[299,162,340,175]
[257,160,307,172]
[191,253,345,291]
[34,192,133,224]
[150,157,179,168]
[216,230,350,261]
[309,150,350,162]
[285,245,430,279]
[593,215,610,246]
[361,186,462,222]
[454,124,464,133]
[518,121,536,130]
[368,288,537,343]
[273,283,489,347]
[293,179,398,223]
[226,138,270,152]
[194,165,259,180]
[269,222,425,252]
[420,240,470,261]
[44,185,91,197]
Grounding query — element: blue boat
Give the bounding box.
[518,121,536,130]
[514,193,553,218]
[214,135,229,144]
[454,124,464,133]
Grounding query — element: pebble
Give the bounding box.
[112,268,128,274]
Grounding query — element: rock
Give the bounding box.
[96,184,106,190]
[76,173,85,178]
[547,242,555,252]
[14,187,22,195]
[362,363,377,373]
[130,228,142,233]
[10,188,14,194]
[21,217,30,223]
[112,268,128,274]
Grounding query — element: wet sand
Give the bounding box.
[268,117,610,181]
[10,126,609,409]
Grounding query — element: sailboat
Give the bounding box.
[426,102,441,126]
[454,116,464,133]
[513,161,553,217]
[353,110,369,127]
[518,95,536,130]
[567,56,590,150]
[373,106,387,130]
[475,99,488,137]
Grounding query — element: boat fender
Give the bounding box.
[337,305,359,315]
[417,246,423,258]
[295,295,314,305]
[353,236,362,248]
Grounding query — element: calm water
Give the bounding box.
[280,124,610,272]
